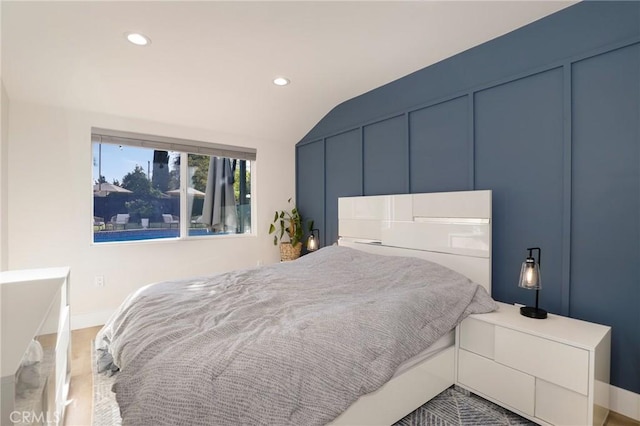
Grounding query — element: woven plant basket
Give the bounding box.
[280,242,302,261]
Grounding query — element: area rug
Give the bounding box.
[92,347,533,426]
[91,345,121,426]
[393,387,534,426]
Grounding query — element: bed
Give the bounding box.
[331,190,492,425]
[96,190,494,426]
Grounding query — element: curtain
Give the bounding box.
[202,157,238,232]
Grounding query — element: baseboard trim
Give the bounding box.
[610,384,640,422]
[71,309,114,330]
[70,309,640,422]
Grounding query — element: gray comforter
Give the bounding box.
[96,245,496,426]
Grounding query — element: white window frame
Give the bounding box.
[91,128,257,244]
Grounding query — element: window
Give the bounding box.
[92,129,255,243]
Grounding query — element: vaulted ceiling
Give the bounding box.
[2,1,576,144]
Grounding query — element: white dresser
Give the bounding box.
[1,267,71,426]
[455,302,611,426]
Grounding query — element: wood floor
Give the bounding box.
[65,326,101,426]
[64,326,639,426]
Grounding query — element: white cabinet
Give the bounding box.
[456,302,611,426]
[1,267,71,426]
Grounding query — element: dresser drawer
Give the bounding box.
[458,349,535,416]
[459,317,495,359]
[494,327,589,395]
[536,379,588,426]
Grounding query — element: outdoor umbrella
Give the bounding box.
[202,157,238,232]
[165,188,206,198]
[93,182,133,197]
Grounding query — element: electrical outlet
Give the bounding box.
[256,260,263,267]
[95,275,105,287]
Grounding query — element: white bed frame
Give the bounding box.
[330,190,492,426]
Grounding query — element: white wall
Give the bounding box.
[1,1,6,398]
[1,83,8,271]
[7,100,294,327]
[1,4,5,405]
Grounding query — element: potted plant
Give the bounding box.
[269,198,304,261]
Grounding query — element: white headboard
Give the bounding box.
[338,190,492,293]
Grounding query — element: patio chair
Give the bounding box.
[190,215,206,228]
[93,216,105,231]
[162,214,180,229]
[110,214,130,230]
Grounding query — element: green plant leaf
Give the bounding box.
[268,224,275,234]
[273,235,277,245]
[273,212,278,222]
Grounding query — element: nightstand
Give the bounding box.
[455,302,611,426]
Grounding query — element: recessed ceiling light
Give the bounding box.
[125,32,151,46]
[273,77,290,86]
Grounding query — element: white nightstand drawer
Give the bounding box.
[536,379,588,426]
[455,303,611,426]
[459,317,495,359]
[495,327,589,395]
[458,349,535,416]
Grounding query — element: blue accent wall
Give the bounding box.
[409,96,470,193]
[325,130,362,245]
[296,1,640,394]
[296,140,325,244]
[363,116,408,196]
[475,68,565,314]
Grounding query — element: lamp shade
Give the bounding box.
[518,257,541,290]
[518,247,547,319]
[306,228,320,252]
[306,234,318,251]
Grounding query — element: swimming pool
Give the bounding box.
[94,228,214,243]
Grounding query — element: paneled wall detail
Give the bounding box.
[570,45,640,386]
[296,3,640,394]
[474,68,565,314]
[296,140,325,244]
[409,96,470,193]
[363,115,407,196]
[325,130,362,245]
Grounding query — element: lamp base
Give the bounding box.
[520,306,547,319]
